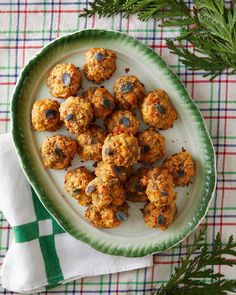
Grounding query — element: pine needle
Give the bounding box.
[154,228,236,295]
[81,0,236,79]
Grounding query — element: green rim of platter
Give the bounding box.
[11,29,216,257]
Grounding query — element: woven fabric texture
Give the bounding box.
[0,1,236,294]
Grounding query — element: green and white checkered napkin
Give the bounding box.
[0,133,153,293]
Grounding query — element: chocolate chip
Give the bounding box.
[91,138,97,145]
[178,169,185,177]
[45,108,58,119]
[156,103,165,114]
[93,52,104,61]
[141,145,150,153]
[120,82,133,93]
[73,188,81,195]
[161,191,168,196]
[119,116,130,127]
[113,166,124,176]
[135,183,145,192]
[103,98,112,109]
[87,185,95,193]
[105,147,113,156]
[62,72,71,86]
[54,147,64,157]
[65,113,74,121]
[157,215,166,225]
[116,211,128,222]
[92,162,98,168]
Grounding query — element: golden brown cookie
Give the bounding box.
[146,170,176,207]
[64,167,94,206]
[102,133,140,167]
[114,75,145,110]
[83,48,117,84]
[105,110,139,135]
[139,166,162,188]
[143,202,177,230]
[141,89,177,129]
[31,98,62,131]
[125,167,150,202]
[95,161,132,183]
[77,125,107,161]
[85,202,129,228]
[146,167,162,182]
[85,177,125,209]
[59,96,93,134]
[162,150,195,187]
[46,63,82,98]
[137,128,166,164]
[81,87,115,118]
[41,134,77,170]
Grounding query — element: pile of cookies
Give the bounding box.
[31,47,195,230]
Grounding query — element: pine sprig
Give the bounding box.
[166,0,236,79]
[81,0,236,79]
[166,39,228,79]
[82,0,193,22]
[154,228,236,295]
[82,0,126,17]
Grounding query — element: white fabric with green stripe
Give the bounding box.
[0,134,153,293]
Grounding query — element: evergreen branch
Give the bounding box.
[82,0,126,17]
[81,0,236,79]
[166,39,227,79]
[81,0,192,22]
[165,0,236,79]
[162,18,195,27]
[153,228,236,295]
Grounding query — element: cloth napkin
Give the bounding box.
[0,133,153,293]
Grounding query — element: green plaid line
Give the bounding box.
[32,189,64,285]
[13,221,39,242]
[39,236,64,285]
[13,189,64,286]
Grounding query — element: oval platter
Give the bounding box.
[11,29,216,257]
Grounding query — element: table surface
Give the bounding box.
[1,1,236,294]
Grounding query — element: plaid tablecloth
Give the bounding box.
[1,1,236,294]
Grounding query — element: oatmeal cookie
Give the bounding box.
[125,167,149,202]
[141,89,177,129]
[41,134,77,170]
[105,110,139,135]
[77,125,107,161]
[31,98,62,131]
[83,48,117,84]
[143,202,177,230]
[102,133,140,167]
[81,87,115,118]
[64,167,94,206]
[46,63,82,98]
[85,202,129,228]
[95,161,132,183]
[137,128,166,164]
[162,150,195,187]
[146,170,176,207]
[114,75,144,110]
[59,96,93,134]
[85,177,125,209]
